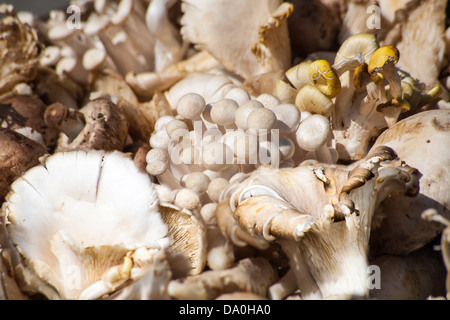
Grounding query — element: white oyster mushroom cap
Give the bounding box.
[296,114,331,152]
[1,150,170,300]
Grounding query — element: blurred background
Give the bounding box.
[5,0,71,17]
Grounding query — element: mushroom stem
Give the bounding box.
[278,239,322,300]
[44,102,85,142]
[267,268,299,300]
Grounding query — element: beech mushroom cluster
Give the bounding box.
[0,0,449,301]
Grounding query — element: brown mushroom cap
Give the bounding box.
[54,98,129,152]
[0,95,59,148]
[0,128,47,201]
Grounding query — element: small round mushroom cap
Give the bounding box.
[210,99,239,126]
[176,93,206,120]
[174,188,201,211]
[256,93,280,109]
[235,100,264,130]
[247,108,277,132]
[295,85,334,117]
[181,172,211,195]
[146,148,170,176]
[333,33,379,75]
[271,103,301,135]
[368,45,400,76]
[207,177,230,203]
[223,87,251,106]
[296,114,331,151]
[165,119,189,140]
[154,115,176,132]
[308,60,341,98]
[285,61,312,90]
[368,45,402,99]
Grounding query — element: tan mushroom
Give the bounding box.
[224,146,418,299]
[369,109,450,256]
[180,0,293,79]
[0,128,47,202]
[0,5,42,96]
[0,94,59,148]
[167,257,277,300]
[44,99,129,152]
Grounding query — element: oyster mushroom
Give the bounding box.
[0,150,170,300]
[225,146,419,299]
[44,98,128,152]
[180,0,293,79]
[369,109,450,255]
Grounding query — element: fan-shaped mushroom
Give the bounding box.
[0,150,171,300]
[369,109,450,255]
[222,146,418,299]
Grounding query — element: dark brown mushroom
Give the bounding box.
[0,128,47,201]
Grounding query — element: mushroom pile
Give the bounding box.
[0,0,449,300]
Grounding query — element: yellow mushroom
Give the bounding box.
[295,85,334,117]
[285,60,312,90]
[368,45,403,100]
[308,60,341,98]
[333,33,380,77]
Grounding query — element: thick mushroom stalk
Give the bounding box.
[225,146,418,299]
[0,150,171,300]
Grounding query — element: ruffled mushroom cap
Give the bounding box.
[369,109,450,255]
[0,150,170,299]
[0,5,42,96]
[180,0,293,79]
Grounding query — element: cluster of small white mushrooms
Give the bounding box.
[0,0,449,300]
